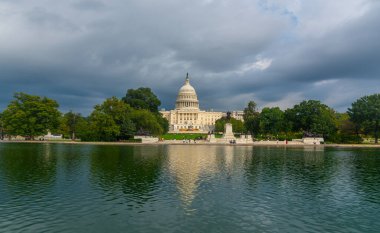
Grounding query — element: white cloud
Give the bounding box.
[313,79,338,87]
[238,58,273,74]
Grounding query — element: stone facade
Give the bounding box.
[160,74,223,133]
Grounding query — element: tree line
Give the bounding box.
[215,94,380,144]
[0,88,168,141]
[0,90,379,143]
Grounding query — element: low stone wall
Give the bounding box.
[302,137,324,145]
[134,136,159,143]
[206,134,254,144]
[254,140,304,145]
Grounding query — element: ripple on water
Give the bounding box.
[0,144,380,232]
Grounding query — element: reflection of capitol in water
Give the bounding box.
[167,145,218,206]
[166,145,252,206]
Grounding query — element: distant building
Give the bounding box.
[222,111,244,122]
[160,74,223,133]
[43,132,63,140]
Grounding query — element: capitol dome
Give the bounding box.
[176,73,199,110]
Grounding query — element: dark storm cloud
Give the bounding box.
[73,1,106,11]
[0,0,379,115]
[196,1,380,112]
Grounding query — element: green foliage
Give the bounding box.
[156,113,169,134]
[243,101,258,121]
[123,87,161,113]
[259,107,285,135]
[82,96,167,141]
[131,110,164,136]
[86,97,135,141]
[215,117,245,133]
[2,92,61,139]
[348,94,380,143]
[255,132,303,141]
[243,101,260,135]
[285,100,337,137]
[161,133,206,140]
[326,112,362,143]
[58,112,93,141]
[73,117,93,141]
[121,87,168,136]
[60,111,84,140]
[90,111,120,141]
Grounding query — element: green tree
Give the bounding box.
[131,109,164,136]
[156,114,169,134]
[285,100,337,138]
[335,113,356,135]
[243,101,260,136]
[243,101,258,121]
[88,97,135,141]
[123,87,161,113]
[122,87,168,135]
[331,112,361,143]
[348,94,380,143]
[73,117,93,141]
[59,112,93,141]
[60,111,83,140]
[259,107,284,135]
[2,92,61,139]
[89,112,120,141]
[215,117,245,133]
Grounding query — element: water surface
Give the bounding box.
[0,143,379,232]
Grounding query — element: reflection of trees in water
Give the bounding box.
[350,149,380,203]
[244,147,287,189]
[291,148,337,199]
[54,144,90,182]
[90,145,164,201]
[286,147,336,188]
[61,144,90,169]
[244,146,336,196]
[0,143,57,196]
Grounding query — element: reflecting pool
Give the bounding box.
[0,143,379,232]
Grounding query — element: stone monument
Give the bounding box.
[222,123,236,140]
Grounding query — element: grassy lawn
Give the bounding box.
[161,133,208,140]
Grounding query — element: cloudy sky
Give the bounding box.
[1,0,379,115]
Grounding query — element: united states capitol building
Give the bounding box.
[160,74,231,133]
